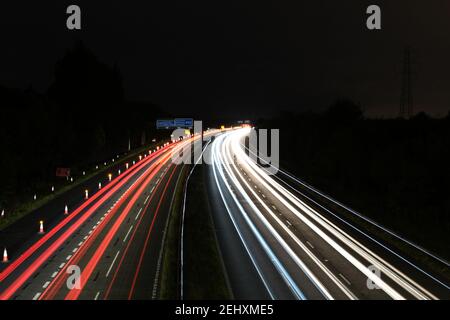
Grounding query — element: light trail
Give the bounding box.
[0,141,178,300]
[210,128,446,300]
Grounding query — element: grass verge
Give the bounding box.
[183,166,232,299]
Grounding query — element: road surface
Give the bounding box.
[206,128,450,300]
[0,136,198,300]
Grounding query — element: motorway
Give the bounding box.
[0,136,198,300]
[1,126,449,300]
[206,128,450,300]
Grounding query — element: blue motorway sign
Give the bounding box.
[156,119,174,129]
[156,118,194,129]
[174,118,194,128]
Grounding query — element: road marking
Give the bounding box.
[66,255,72,260]
[306,241,314,249]
[123,225,134,242]
[144,195,150,204]
[83,236,88,240]
[286,220,292,227]
[42,281,50,289]
[32,293,41,300]
[78,241,83,246]
[106,251,121,278]
[94,291,101,300]
[150,186,155,193]
[339,273,352,286]
[51,272,58,278]
[72,248,78,253]
[59,263,65,269]
[271,205,277,211]
[262,194,266,198]
[135,208,143,220]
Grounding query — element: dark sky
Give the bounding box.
[1,1,450,118]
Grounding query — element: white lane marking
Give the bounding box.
[144,195,150,204]
[32,293,41,300]
[78,242,83,246]
[59,263,65,269]
[339,273,352,286]
[306,241,314,249]
[72,248,78,253]
[286,220,292,227]
[135,208,143,220]
[51,272,58,278]
[42,281,50,289]
[94,291,101,300]
[66,255,72,260]
[262,194,266,198]
[271,205,277,211]
[83,236,88,240]
[150,186,155,193]
[123,226,134,242]
[106,251,121,278]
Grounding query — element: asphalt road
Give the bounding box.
[0,137,193,300]
[206,128,450,300]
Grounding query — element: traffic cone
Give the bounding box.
[39,220,44,234]
[64,205,69,215]
[3,248,8,263]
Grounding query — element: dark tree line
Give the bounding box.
[0,42,168,209]
[258,100,450,258]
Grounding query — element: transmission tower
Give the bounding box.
[400,46,413,118]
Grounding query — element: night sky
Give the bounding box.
[1,1,450,118]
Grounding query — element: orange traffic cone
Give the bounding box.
[3,248,8,263]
